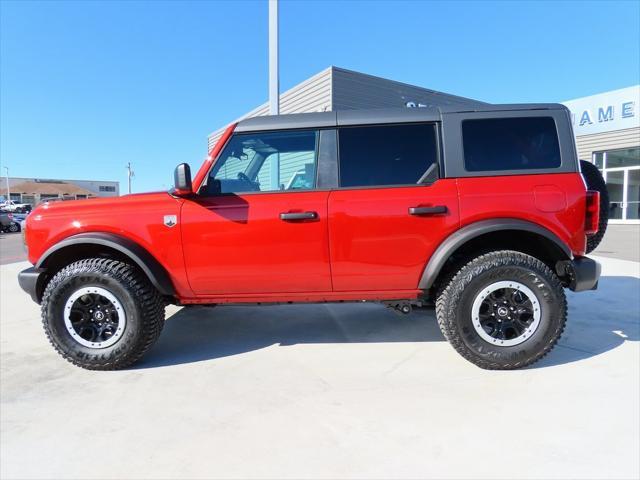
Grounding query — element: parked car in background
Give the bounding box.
[0,200,32,213]
[0,212,21,233]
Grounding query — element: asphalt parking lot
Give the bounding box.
[1,253,639,479]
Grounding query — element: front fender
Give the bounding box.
[36,232,176,296]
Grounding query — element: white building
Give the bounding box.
[563,86,640,224]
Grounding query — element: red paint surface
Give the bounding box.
[456,173,587,256]
[181,191,332,294]
[26,192,193,297]
[328,181,460,291]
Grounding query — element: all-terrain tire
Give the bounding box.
[436,251,567,370]
[41,258,165,370]
[580,159,609,253]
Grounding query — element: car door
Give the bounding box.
[328,122,460,292]
[181,128,332,295]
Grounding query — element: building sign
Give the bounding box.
[562,85,640,136]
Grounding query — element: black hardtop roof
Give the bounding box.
[234,104,568,133]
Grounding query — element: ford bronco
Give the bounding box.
[18,105,608,370]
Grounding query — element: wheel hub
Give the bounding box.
[471,281,541,347]
[64,287,126,349]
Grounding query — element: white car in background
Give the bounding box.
[0,200,32,213]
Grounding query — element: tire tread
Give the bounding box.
[41,258,165,370]
[435,250,567,370]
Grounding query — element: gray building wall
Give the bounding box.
[67,179,120,197]
[207,66,483,151]
[331,67,486,110]
[574,127,640,162]
[207,67,332,151]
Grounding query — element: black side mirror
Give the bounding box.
[172,163,192,196]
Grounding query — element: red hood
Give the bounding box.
[31,191,172,217]
[25,191,183,266]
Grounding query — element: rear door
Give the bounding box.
[181,128,332,295]
[328,123,460,291]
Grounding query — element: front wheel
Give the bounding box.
[436,251,567,370]
[41,258,165,370]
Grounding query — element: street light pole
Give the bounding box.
[126,162,134,194]
[268,0,280,188]
[268,0,279,116]
[3,167,9,203]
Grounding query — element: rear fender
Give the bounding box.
[419,219,572,290]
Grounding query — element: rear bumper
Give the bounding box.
[564,257,601,292]
[18,267,45,304]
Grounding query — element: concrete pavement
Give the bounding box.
[1,256,639,479]
[0,231,26,265]
[594,224,640,262]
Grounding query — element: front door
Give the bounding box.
[181,128,332,295]
[328,123,459,291]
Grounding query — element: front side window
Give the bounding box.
[462,117,561,172]
[203,130,318,195]
[338,123,438,188]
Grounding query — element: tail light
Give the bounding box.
[585,190,600,235]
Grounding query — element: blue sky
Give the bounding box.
[1,0,639,192]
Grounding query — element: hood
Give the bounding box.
[31,191,176,217]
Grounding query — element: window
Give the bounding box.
[595,147,640,170]
[338,123,438,188]
[204,130,318,194]
[462,117,561,172]
[99,185,116,192]
[595,147,640,222]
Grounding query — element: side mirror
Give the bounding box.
[172,163,193,196]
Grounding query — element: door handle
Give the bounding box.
[408,205,448,216]
[280,211,318,221]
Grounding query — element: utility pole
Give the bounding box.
[126,162,134,194]
[3,167,9,203]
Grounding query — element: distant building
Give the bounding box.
[0,177,120,206]
[563,85,640,224]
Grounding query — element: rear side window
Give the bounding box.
[338,123,438,188]
[462,117,561,172]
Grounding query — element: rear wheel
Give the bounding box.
[436,251,567,370]
[580,159,609,253]
[41,258,165,370]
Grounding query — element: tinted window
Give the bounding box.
[204,130,318,194]
[462,117,561,172]
[338,124,437,188]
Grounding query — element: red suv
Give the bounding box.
[18,105,607,370]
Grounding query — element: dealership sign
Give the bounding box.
[562,85,640,136]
